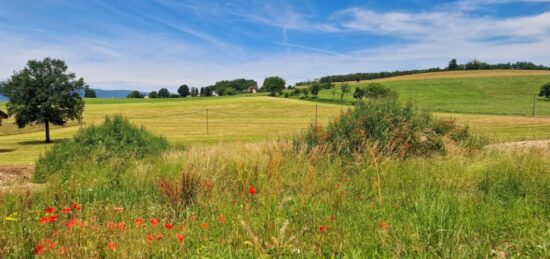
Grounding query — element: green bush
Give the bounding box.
[539,82,550,98]
[363,83,396,99]
[297,96,481,157]
[34,115,170,182]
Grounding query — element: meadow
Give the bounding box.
[310,71,550,116]
[0,71,550,257]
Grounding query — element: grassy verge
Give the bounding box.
[1,141,548,257]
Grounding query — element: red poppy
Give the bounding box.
[200,222,208,230]
[330,215,335,222]
[135,218,143,227]
[248,186,257,195]
[336,183,341,189]
[176,233,185,242]
[165,223,173,230]
[62,206,71,214]
[150,218,159,226]
[71,203,81,211]
[319,225,326,232]
[66,218,77,228]
[117,222,126,231]
[34,244,45,255]
[146,234,154,243]
[114,207,124,213]
[107,240,116,251]
[156,232,163,240]
[49,242,58,249]
[218,215,226,224]
[39,215,59,224]
[179,225,187,231]
[378,220,390,230]
[45,207,55,214]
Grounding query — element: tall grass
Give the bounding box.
[1,140,548,257]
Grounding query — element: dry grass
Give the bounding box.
[339,70,550,84]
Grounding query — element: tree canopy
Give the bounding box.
[127,91,144,98]
[1,57,85,143]
[158,88,170,98]
[178,85,190,97]
[539,82,550,99]
[84,85,97,98]
[262,76,285,96]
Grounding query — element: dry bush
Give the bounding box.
[159,169,200,209]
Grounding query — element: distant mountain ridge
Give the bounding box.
[0,89,139,101]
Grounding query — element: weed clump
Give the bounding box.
[34,115,170,182]
[297,96,482,158]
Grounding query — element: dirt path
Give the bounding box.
[0,165,45,193]
[484,139,550,152]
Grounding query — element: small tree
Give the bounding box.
[127,91,144,98]
[292,88,302,96]
[302,88,310,98]
[340,84,350,102]
[364,83,393,99]
[310,84,321,99]
[148,91,158,98]
[84,85,97,98]
[178,84,190,97]
[262,76,285,96]
[1,57,85,143]
[539,82,550,99]
[353,87,365,100]
[448,59,458,70]
[158,88,170,98]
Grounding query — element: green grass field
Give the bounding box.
[311,73,550,116]
[2,71,550,257]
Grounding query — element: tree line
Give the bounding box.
[296,60,550,85]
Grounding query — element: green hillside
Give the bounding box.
[312,74,550,116]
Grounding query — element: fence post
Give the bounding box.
[206,108,209,135]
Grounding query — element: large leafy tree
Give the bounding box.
[158,88,170,98]
[262,76,285,96]
[539,82,550,99]
[178,84,190,97]
[1,57,85,143]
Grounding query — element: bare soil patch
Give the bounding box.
[0,165,45,193]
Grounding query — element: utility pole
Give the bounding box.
[206,108,209,135]
[533,95,537,117]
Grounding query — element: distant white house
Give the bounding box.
[144,95,150,99]
[247,85,257,94]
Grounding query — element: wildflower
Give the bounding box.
[62,207,71,214]
[49,242,58,249]
[248,186,257,195]
[165,223,173,230]
[218,215,226,224]
[117,222,126,232]
[146,234,154,243]
[156,232,163,240]
[134,218,143,227]
[378,220,390,230]
[176,233,185,242]
[114,207,124,213]
[330,215,335,222]
[319,225,326,232]
[107,240,116,251]
[45,207,55,214]
[71,203,81,211]
[200,222,208,230]
[34,244,45,255]
[150,218,159,226]
[336,183,341,189]
[39,215,59,224]
[66,218,78,228]
[179,225,187,231]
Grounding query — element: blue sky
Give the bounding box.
[0,0,549,91]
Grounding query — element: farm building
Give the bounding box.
[247,85,257,94]
[0,109,8,126]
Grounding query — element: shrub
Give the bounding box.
[363,83,395,99]
[539,82,550,98]
[296,96,481,158]
[34,115,170,182]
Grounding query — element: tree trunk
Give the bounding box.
[45,121,51,143]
